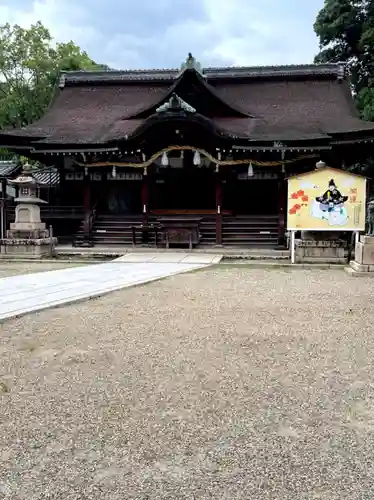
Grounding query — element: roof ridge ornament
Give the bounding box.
[156,93,196,113]
[180,53,203,75]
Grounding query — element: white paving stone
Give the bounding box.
[0,261,209,322]
[114,253,157,263]
[180,254,221,264]
[114,252,223,264]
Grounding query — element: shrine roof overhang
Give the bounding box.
[115,112,241,142]
[3,62,374,150]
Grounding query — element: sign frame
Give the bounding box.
[286,166,367,232]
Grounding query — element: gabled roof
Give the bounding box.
[129,69,251,118]
[1,61,374,147]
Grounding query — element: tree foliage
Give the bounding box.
[0,21,106,129]
[314,0,374,120]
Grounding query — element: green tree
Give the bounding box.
[0,21,106,129]
[314,0,374,119]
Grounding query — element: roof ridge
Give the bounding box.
[62,62,343,76]
[61,68,179,77]
[205,62,344,72]
[60,62,345,86]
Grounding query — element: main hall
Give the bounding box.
[1,54,374,248]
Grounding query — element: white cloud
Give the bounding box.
[0,0,325,69]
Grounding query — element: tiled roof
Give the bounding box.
[1,62,374,146]
[0,163,59,184]
[214,79,374,139]
[33,168,59,185]
[0,161,19,177]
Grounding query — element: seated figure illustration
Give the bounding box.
[311,179,348,226]
[316,179,348,211]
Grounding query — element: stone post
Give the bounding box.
[348,236,374,275]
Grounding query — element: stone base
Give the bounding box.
[348,235,374,275]
[0,237,57,258]
[7,229,49,239]
[349,260,374,272]
[345,265,374,277]
[10,221,46,232]
[294,239,346,264]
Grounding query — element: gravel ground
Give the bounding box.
[1,266,374,499]
[0,261,82,278]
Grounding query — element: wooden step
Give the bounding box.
[74,212,280,249]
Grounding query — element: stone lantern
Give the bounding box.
[0,173,57,257]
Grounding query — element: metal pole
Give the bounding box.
[290,230,296,264]
[49,224,54,257]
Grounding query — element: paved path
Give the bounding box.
[0,254,222,321]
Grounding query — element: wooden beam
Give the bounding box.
[31,147,119,154]
[0,178,7,239]
[232,145,332,152]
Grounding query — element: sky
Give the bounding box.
[0,0,325,70]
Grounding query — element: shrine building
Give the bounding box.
[1,54,374,248]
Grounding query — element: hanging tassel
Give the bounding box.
[142,153,146,162]
[247,163,254,177]
[193,150,201,165]
[84,166,88,176]
[180,150,184,159]
[215,164,219,172]
[161,151,168,166]
[143,166,147,175]
[112,165,116,178]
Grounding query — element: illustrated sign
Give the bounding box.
[287,167,366,231]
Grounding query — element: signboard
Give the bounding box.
[287,167,366,231]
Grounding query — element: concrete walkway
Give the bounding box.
[0,254,222,321]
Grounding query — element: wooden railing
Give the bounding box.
[150,209,233,215]
[72,205,97,247]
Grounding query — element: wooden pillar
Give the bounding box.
[141,167,149,223]
[277,151,286,246]
[82,173,91,237]
[215,167,222,246]
[0,178,6,239]
[83,176,91,213]
[57,164,65,205]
